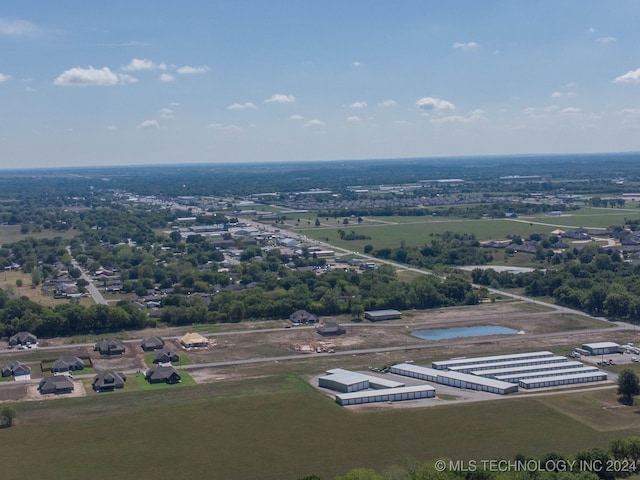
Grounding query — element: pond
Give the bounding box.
[411,325,520,341]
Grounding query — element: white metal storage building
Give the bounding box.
[448,355,569,374]
[519,371,608,389]
[336,385,435,406]
[390,363,517,395]
[581,342,620,355]
[495,366,600,383]
[319,370,370,393]
[432,351,554,370]
[469,360,586,378]
[319,368,405,393]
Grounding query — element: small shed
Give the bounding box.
[364,309,401,321]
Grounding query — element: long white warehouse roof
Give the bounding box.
[432,351,554,370]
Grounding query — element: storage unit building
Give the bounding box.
[390,363,518,395]
[496,366,600,384]
[448,355,569,374]
[320,368,404,392]
[519,371,608,389]
[432,351,555,370]
[364,309,401,321]
[436,370,518,394]
[319,370,369,393]
[469,360,585,378]
[336,385,435,406]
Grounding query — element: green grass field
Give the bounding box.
[2,375,637,480]
[295,206,640,251]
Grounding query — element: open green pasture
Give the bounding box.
[0,225,76,245]
[300,217,547,250]
[295,206,640,251]
[2,375,635,480]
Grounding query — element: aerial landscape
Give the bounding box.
[3,2,640,480]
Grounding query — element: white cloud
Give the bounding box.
[122,58,166,71]
[452,41,479,50]
[596,36,616,44]
[264,93,295,103]
[177,65,211,75]
[0,73,11,83]
[106,125,118,131]
[54,66,137,87]
[416,97,455,112]
[430,110,485,124]
[523,105,560,116]
[620,108,640,116]
[160,108,175,120]
[304,119,324,128]
[0,18,41,37]
[159,73,175,83]
[587,27,596,34]
[377,99,397,107]
[205,123,243,132]
[227,102,257,110]
[349,101,367,109]
[352,61,362,67]
[613,69,640,84]
[137,120,159,129]
[561,107,582,114]
[347,116,361,122]
[551,91,563,99]
[288,114,304,121]
[393,120,411,126]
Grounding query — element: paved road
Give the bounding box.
[67,247,108,305]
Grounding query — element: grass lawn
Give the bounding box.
[2,375,639,480]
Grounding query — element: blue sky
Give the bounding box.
[1,1,640,168]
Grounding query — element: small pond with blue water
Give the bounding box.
[411,325,519,341]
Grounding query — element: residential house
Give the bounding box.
[145,365,181,384]
[289,310,319,325]
[8,331,37,347]
[94,339,126,355]
[141,336,165,352]
[92,371,126,392]
[38,375,74,394]
[51,355,84,373]
[1,360,31,379]
[153,349,179,365]
[316,323,346,336]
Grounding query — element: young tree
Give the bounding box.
[0,406,16,428]
[618,369,640,405]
